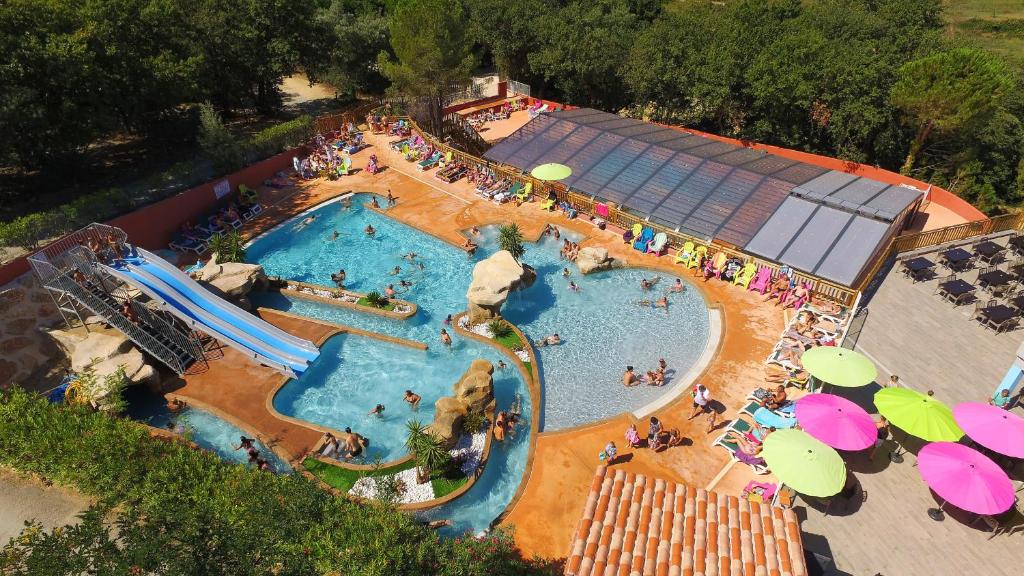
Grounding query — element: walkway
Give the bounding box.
[0,468,90,544]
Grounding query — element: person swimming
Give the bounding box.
[568,281,580,292]
[390,266,401,275]
[403,252,417,261]
[640,276,660,291]
[669,278,685,293]
[535,333,561,347]
[295,214,316,230]
[365,224,376,236]
[562,268,571,277]
[329,230,340,241]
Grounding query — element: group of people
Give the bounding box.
[83,232,129,266]
[622,359,670,387]
[465,102,514,130]
[233,435,274,471]
[492,396,523,442]
[636,276,685,311]
[318,427,370,461]
[604,416,685,463]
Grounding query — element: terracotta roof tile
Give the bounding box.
[566,467,807,576]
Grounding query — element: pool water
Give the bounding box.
[125,387,291,473]
[247,195,711,431]
[245,193,711,534]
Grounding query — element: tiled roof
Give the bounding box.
[565,466,807,576]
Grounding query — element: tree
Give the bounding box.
[404,419,451,484]
[311,0,390,98]
[208,230,247,264]
[892,48,1014,174]
[377,0,475,133]
[528,0,639,109]
[497,222,525,261]
[467,0,551,81]
[197,103,244,174]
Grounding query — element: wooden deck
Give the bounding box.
[796,238,1024,575]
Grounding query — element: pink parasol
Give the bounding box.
[918,442,1014,517]
[794,393,876,451]
[952,402,1024,458]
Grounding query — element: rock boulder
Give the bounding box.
[46,328,158,386]
[428,360,495,448]
[465,250,536,323]
[197,258,267,308]
[575,246,619,275]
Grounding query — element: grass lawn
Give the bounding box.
[356,296,397,311]
[943,0,1024,69]
[304,457,468,497]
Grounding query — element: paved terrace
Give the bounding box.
[175,126,787,558]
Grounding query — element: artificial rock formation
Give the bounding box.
[429,359,495,448]
[197,257,268,309]
[45,328,158,386]
[575,247,620,275]
[465,250,536,324]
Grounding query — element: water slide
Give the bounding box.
[100,248,319,377]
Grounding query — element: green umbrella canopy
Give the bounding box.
[530,163,572,181]
[761,429,846,497]
[801,347,877,388]
[874,388,964,442]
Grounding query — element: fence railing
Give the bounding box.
[507,79,530,97]
[890,212,1024,254]
[392,111,861,305]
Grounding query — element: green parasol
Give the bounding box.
[801,347,877,388]
[874,388,964,442]
[530,163,572,181]
[761,429,846,497]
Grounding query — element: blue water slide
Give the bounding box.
[131,248,319,362]
[101,263,306,376]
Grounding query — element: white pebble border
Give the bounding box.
[515,349,530,362]
[283,284,411,312]
[347,432,487,504]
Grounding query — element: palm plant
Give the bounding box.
[208,230,246,264]
[497,222,525,261]
[487,319,512,338]
[405,419,451,484]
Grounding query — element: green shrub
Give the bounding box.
[207,230,246,264]
[248,115,313,159]
[497,223,525,261]
[461,410,485,435]
[0,388,553,575]
[198,103,245,174]
[487,319,512,339]
[363,290,389,308]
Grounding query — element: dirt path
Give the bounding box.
[0,468,91,544]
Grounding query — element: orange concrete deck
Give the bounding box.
[174,126,787,560]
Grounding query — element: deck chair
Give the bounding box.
[647,232,668,255]
[713,435,769,474]
[631,223,642,239]
[674,241,695,265]
[632,227,653,251]
[196,216,224,236]
[748,267,772,293]
[495,182,521,203]
[733,262,758,288]
[238,184,259,205]
[540,198,556,210]
[516,182,533,202]
[686,246,708,269]
[417,151,441,171]
[706,252,728,279]
[441,151,453,167]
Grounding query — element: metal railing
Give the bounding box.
[507,79,531,97]
[28,224,204,375]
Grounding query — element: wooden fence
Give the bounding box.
[394,112,862,305]
[890,212,1024,254]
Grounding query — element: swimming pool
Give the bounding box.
[125,387,291,473]
[247,194,712,431]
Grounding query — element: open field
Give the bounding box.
[944,0,1024,68]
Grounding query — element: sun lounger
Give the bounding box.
[417,151,442,171]
[241,203,262,220]
[674,241,695,265]
[748,266,772,293]
[169,234,206,254]
[713,433,769,474]
[196,216,224,236]
[647,232,668,255]
[495,182,521,204]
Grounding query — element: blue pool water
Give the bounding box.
[125,387,290,473]
[245,193,711,534]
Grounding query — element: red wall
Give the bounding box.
[0,146,302,286]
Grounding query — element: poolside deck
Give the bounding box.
[233,128,785,558]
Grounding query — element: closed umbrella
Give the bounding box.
[530,163,572,181]
[801,347,877,390]
[761,429,846,497]
[953,402,1024,459]
[795,393,876,451]
[875,388,964,463]
[918,442,1014,521]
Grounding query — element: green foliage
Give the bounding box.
[497,222,525,261]
[377,0,475,130]
[461,410,485,435]
[303,456,417,493]
[312,0,391,97]
[529,0,638,110]
[362,290,390,309]
[207,230,247,264]
[248,115,315,159]
[198,103,245,174]
[405,419,451,484]
[892,47,1014,173]
[487,319,513,339]
[0,388,553,575]
[467,0,549,80]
